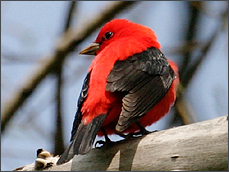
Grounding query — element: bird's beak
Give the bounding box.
[79,43,100,55]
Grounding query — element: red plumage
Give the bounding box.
[57,19,179,165]
[97,60,179,136]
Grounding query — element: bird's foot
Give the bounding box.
[134,127,159,136]
[95,127,114,148]
[116,122,158,139]
[95,139,114,148]
[116,130,151,139]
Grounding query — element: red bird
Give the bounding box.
[57,19,179,165]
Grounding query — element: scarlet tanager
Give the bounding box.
[57,19,179,165]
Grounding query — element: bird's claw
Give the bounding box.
[95,139,114,148]
[117,128,155,139]
[95,140,106,148]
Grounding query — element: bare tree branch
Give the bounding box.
[53,1,78,156]
[169,1,202,127]
[1,1,138,134]
[171,2,228,127]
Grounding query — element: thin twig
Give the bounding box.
[179,1,202,80]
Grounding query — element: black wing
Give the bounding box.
[57,72,107,165]
[70,72,90,141]
[106,47,176,132]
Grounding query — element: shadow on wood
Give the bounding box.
[72,136,144,171]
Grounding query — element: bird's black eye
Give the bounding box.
[104,31,113,40]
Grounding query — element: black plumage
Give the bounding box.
[106,47,175,132]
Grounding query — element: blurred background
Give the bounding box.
[1,1,228,171]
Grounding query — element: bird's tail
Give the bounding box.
[56,114,107,165]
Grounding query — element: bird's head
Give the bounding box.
[79,19,161,55]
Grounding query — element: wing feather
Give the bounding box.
[71,72,90,141]
[106,47,176,132]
